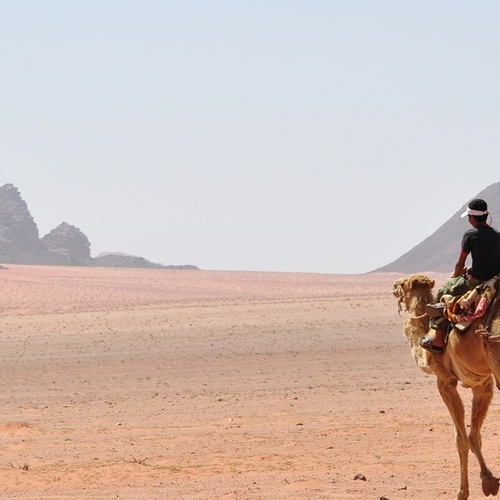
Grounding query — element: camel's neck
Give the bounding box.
[405,315,430,342]
[403,292,435,373]
[407,294,428,319]
[403,293,432,343]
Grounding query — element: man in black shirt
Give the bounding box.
[420,198,500,354]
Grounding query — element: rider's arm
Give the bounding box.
[451,250,469,278]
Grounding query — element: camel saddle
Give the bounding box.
[441,274,500,333]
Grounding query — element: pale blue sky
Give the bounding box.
[2,1,499,273]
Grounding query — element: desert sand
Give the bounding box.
[1,265,499,499]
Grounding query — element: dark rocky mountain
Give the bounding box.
[0,184,41,257]
[0,183,197,270]
[374,181,500,273]
[41,222,92,265]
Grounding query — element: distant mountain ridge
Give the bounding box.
[374,182,500,273]
[0,183,197,270]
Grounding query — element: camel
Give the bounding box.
[393,274,500,500]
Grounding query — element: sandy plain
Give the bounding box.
[1,265,500,499]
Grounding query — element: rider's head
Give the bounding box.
[461,198,489,223]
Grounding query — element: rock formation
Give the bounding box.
[92,253,197,269]
[0,183,197,269]
[41,222,91,265]
[0,184,41,259]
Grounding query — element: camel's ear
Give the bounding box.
[408,274,435,289]
[420,275,435,289]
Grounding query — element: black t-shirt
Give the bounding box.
[462,225,500,281]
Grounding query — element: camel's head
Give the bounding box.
[393,274,435,315]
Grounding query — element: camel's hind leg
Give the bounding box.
[469,377,498,496]
[437,377,470,500]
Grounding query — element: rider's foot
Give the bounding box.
[420,335,445,354]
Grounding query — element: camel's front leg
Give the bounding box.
[437,377,470,500]
[470,378,499,496]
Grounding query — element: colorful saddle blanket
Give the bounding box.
[441,275,499,330]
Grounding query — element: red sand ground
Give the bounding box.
[1,265,499,499]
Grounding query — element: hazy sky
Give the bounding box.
[2,1,499,274]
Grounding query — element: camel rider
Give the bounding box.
[420,198,500,354]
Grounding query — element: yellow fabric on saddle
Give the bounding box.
[441,276,499,330]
